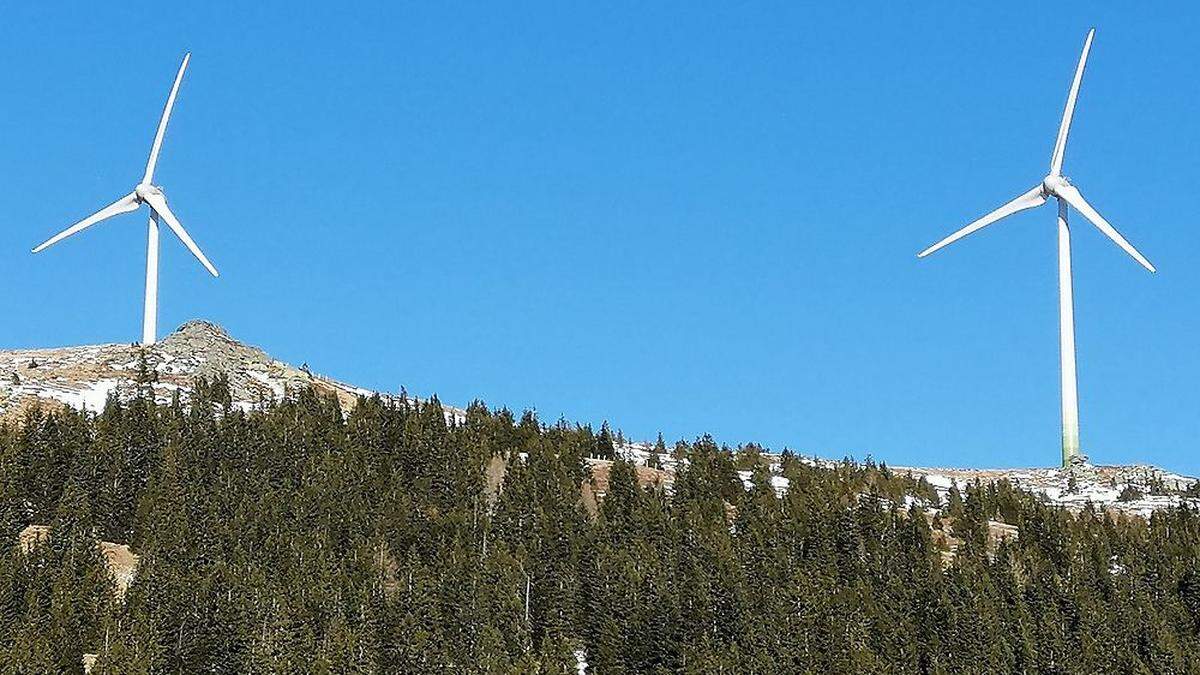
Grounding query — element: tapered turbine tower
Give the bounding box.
[917,29,1155,467]
[32,53,218,345]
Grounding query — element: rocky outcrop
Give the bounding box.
[17,525,138,601]
[0,320,458,421]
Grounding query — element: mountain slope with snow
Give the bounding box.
[2,321,1192,517]
[0,320,421,418]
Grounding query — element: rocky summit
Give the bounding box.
[0,320,387,419]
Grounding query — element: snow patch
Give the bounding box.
[246,370,286,401]
[29,379,121,411]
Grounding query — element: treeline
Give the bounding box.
[1,377,1200,673]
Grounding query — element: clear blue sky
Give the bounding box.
[1,3,1197,472]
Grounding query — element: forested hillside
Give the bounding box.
[2,374,1200,673]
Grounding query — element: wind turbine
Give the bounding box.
[32,53,218,345]
[917,29,1154,467]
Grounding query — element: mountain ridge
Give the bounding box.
[2,320,1193,517]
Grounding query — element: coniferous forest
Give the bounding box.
[3,376,1200,673]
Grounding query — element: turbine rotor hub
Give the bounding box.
[134,183,163,202]
[1042,174,1069,197]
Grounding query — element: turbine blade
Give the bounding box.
[141,191,219,277]
[1050,29,1095,175]
[917,186,1046,258]
[142,53,191,185]
[1055,184,1156,273]
[32,192,140,253]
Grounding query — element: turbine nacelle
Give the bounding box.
[134,183,164,203]
[1041,174,1071,199]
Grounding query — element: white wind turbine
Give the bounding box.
[917,29,1154,467]
[32,53,218,345]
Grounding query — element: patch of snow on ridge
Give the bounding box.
[614,441,683,473]
[29,379,120,412]
[246,370,286,401]
[897,463,1200,517]
[771,475,790,494]
[735,470,791,497]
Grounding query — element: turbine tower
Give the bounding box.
[32,53,218,345]
[917,29,1154,467]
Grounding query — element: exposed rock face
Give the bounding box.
[17,525,138,601]
[0,320,451,420]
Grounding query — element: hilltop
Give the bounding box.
[0,320,455,419]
